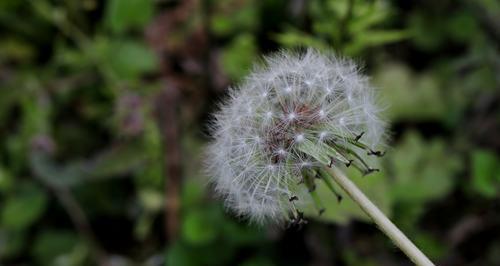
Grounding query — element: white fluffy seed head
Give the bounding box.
[205,49,387,225]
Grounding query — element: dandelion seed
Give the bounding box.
[318,109,326,118]
[319,131,328,140]
[277,148,287,155]
[295,134,305,142]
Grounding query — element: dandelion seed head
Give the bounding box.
[205,49,387,225]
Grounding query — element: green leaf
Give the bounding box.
[182,208,218,245]
[446,11,479,43]
[0,166,13,193]
[348,5,389,33]
[346,30,410,55]
[388,131,461,203]
[138,188,163,211]
[31,230,79,266]
[408,13,445,51]
[414,233,447,260]
[275,29,329,51]
[165,242,200,266]
[220,34,258,80]
[1,182,48,231]
[210,1,258,37]
[105,40,157,79]
[221,218,265,245]
[471,149,500,198]
[106,0,154,33]
[0,229,26,258]
[30,142,148,187]
[373,62,446,121]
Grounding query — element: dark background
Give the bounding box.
[0,0,499,265]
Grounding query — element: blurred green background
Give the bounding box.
[0,0,499,265]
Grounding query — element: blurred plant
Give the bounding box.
[276,0,409,55]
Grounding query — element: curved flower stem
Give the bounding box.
[324,166,435,266]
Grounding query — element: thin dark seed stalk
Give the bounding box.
[330,143,372,173]
[338,145,371,169]
[317,168,343,202]
[330,133,384,156]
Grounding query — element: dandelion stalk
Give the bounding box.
[324,166,434,266]
[205,48,435,265]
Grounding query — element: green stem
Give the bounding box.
[324,166,435,266]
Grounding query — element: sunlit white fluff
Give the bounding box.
[206,49,386,224]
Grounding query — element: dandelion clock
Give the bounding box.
[205,49,434,266]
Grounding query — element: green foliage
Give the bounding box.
[106,0,154,33]
[1,182,48,231]
[373,63,445,121]
[101,39,157,79]
[211,0,259,37]
[0,0,499,265]
[471,149,500,198]
[220,34,258,80]
[31,230,80,266]
[277,0,408,55]
[182,208,218,245]
[388,131,461,203]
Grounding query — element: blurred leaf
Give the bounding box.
[446,11,479,43]
[182,208,218,245]
[165,242,200,266]
[166,238,237,266]
[348,2,389,33]
[134,212,155,240]
[52,243,89,266]
[1,182,48,231]
[138,188,163,211]
[408,13,445,51]
[346,30,409,55]
[31,230,79,266]
[181,178,205,209]
[0,166,13,193]
[239,256,274,266]
[389,131,461,203]
[103,40,157,79]
[343,249,377,266]
[373,62,446,121]
[106,0,153,33]
[471,149,500,198]
[0,38,35,63]
[30,143,148,187]
[415,233,447,260]
[221,218,265,245]
[90,143,149,178]
[275,29,329,50]
[221,34,257,80]
[0,229,26,258]
[211,0,258,37]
